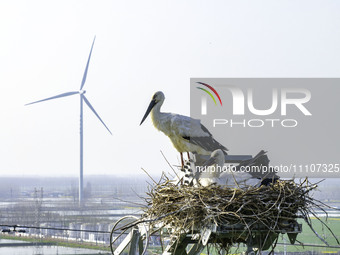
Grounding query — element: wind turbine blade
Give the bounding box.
[82,95,112,135]
[80,36,96,90]
[25,91,79,106]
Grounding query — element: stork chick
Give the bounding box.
[198,149,261,188]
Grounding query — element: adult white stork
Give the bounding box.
[140,91,228,167]
[198,149,261,188]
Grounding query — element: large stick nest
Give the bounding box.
[143,176,338,249]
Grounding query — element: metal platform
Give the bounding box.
[110,216,302,255]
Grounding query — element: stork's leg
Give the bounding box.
[180,153,184,168]
[187,152,190,160]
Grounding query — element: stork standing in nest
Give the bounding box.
[140,91,228,168]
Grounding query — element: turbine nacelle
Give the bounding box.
[79,90,86,95]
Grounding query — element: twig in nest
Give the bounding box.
[160,150,180,180]
[141,167,158,185]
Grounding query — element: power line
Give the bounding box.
[0,224,110,234]
[276,242,340,249]
[0,223,155,236]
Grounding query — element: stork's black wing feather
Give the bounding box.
[182,124,228,154]
[235,150,279,180]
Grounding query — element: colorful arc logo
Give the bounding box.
[196,82,222,106]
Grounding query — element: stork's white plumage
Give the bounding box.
[140,91,228,167]
[198,149,261,188]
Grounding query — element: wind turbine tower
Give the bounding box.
[26,37,112,204]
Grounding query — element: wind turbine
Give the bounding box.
[26,37,112,205]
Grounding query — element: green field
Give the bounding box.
[273,217,340,253]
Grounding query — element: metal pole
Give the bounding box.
[79,95,84,205]
[284,238,287,255]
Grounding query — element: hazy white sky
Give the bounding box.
[0,0,339,177]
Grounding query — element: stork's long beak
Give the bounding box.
[140,99,157,125]
[202,156,218,167]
